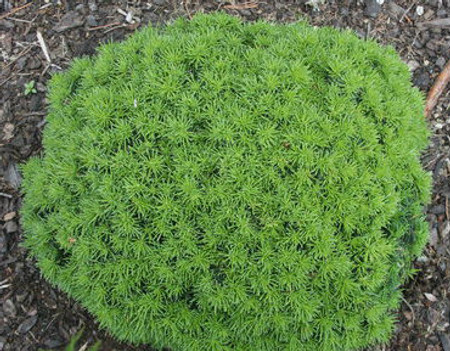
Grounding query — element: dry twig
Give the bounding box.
[401,296,415,325]
[36,31,51,63]
[2,45,33,70]
[104,23,127,34]
[418,18,450,28]
[0,2,32,20]
[223,2,258,10]
[87,22,122,31]
[399,2,415,23]
[4,17,32,23]
[446,196,449,220]
[183,0,193,20]
[425,60,450,118]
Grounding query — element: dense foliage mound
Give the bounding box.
[21,13,430,351]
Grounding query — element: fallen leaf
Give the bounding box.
[27,308,38,316]
[3,299,17,317]
[425,59,450,118]
[3,211,16,221]
[5,162,22,189]
[17,315,38,334]
[403,311,413,321]
[424,292,438,302]
[2,123,14,140]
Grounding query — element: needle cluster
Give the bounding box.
[21,13,430,351]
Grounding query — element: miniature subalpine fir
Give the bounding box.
[21,13,430,351]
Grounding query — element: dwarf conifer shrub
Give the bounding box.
[21,13,430,351]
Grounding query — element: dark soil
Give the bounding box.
[1,1,449,350]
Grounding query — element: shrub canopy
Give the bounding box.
[21,13,430,351]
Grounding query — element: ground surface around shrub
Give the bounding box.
[0,1,449,351]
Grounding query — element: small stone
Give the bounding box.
[440,333,450,351]
[436,57,446,69]
[44,337,65,349]
[441,221,450,239]
[426,42,437,52]
[427,308,441,324]
[4,221,18,234]
[3,299,16,317]
[429,205,445,214]
[414,70,431,89]
[30,94,42,111]
[17,315,38,334]
[339,7,349,16]
[75,3,85,12]
[153,0,166,5]
[0,337,5,351]
[416,5,424,16]
[53,11,84,32]
[0,233,7,255]
[14,262,24,275]
[2,34,13,54]
[36,82,46,92]
[424,9,435,20]
[28,57,42,70]
[426,344,440,351]
[15,290,28,303]
[16,57,27,70]
[0,19,14,29]
[0,326,6,340]
[2,123,14,140]
[88,1,98,12]
[416,256,429,263]
[124,11,134,23]
[364,0,381,18]
[86,15,98,27]
[387,2,405,17]
[435,123,444,129]
[407,60,420,71]
[430,227,438,247]
[413,40,424,49]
